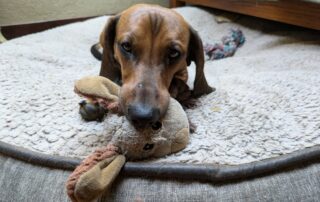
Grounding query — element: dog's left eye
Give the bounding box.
[168,49,180,59]
[121,42,132,53]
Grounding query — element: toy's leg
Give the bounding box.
[66,145,125,202]
[73,155,125,202]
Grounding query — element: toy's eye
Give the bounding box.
[143,143,154,151]
[151,121,162,130]
[121,42,132,52]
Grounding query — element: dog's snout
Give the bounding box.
[128,104,160,129]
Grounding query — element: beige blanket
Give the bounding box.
[0,7,319,165]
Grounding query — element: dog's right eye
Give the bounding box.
[121,42,132,53]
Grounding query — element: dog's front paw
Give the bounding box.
[180,97,197,109]
[79,100,107,122]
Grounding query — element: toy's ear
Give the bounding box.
[187,26,214,97]
[171,128,190,153]
[153,127,189,157]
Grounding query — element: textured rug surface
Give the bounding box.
[0,7,319,165]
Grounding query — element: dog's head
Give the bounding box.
[99,4,212,129]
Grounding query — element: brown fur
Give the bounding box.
[98,4,213,122]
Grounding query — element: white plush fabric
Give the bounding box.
[0,7,319,165]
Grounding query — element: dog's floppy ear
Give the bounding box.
[99,16,122,85]
[187,27,214,97]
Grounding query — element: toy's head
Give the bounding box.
[74,76,190,160]
[111,97,189,160]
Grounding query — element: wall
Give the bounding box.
[0,0,169,26]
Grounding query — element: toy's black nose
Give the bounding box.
[128,104,160,129]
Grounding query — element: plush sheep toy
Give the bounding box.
[66,76,189,202]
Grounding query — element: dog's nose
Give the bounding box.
[128,104,160,129]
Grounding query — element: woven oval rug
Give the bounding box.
[1,7,320,177]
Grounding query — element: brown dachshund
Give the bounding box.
[92,4,213,129]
